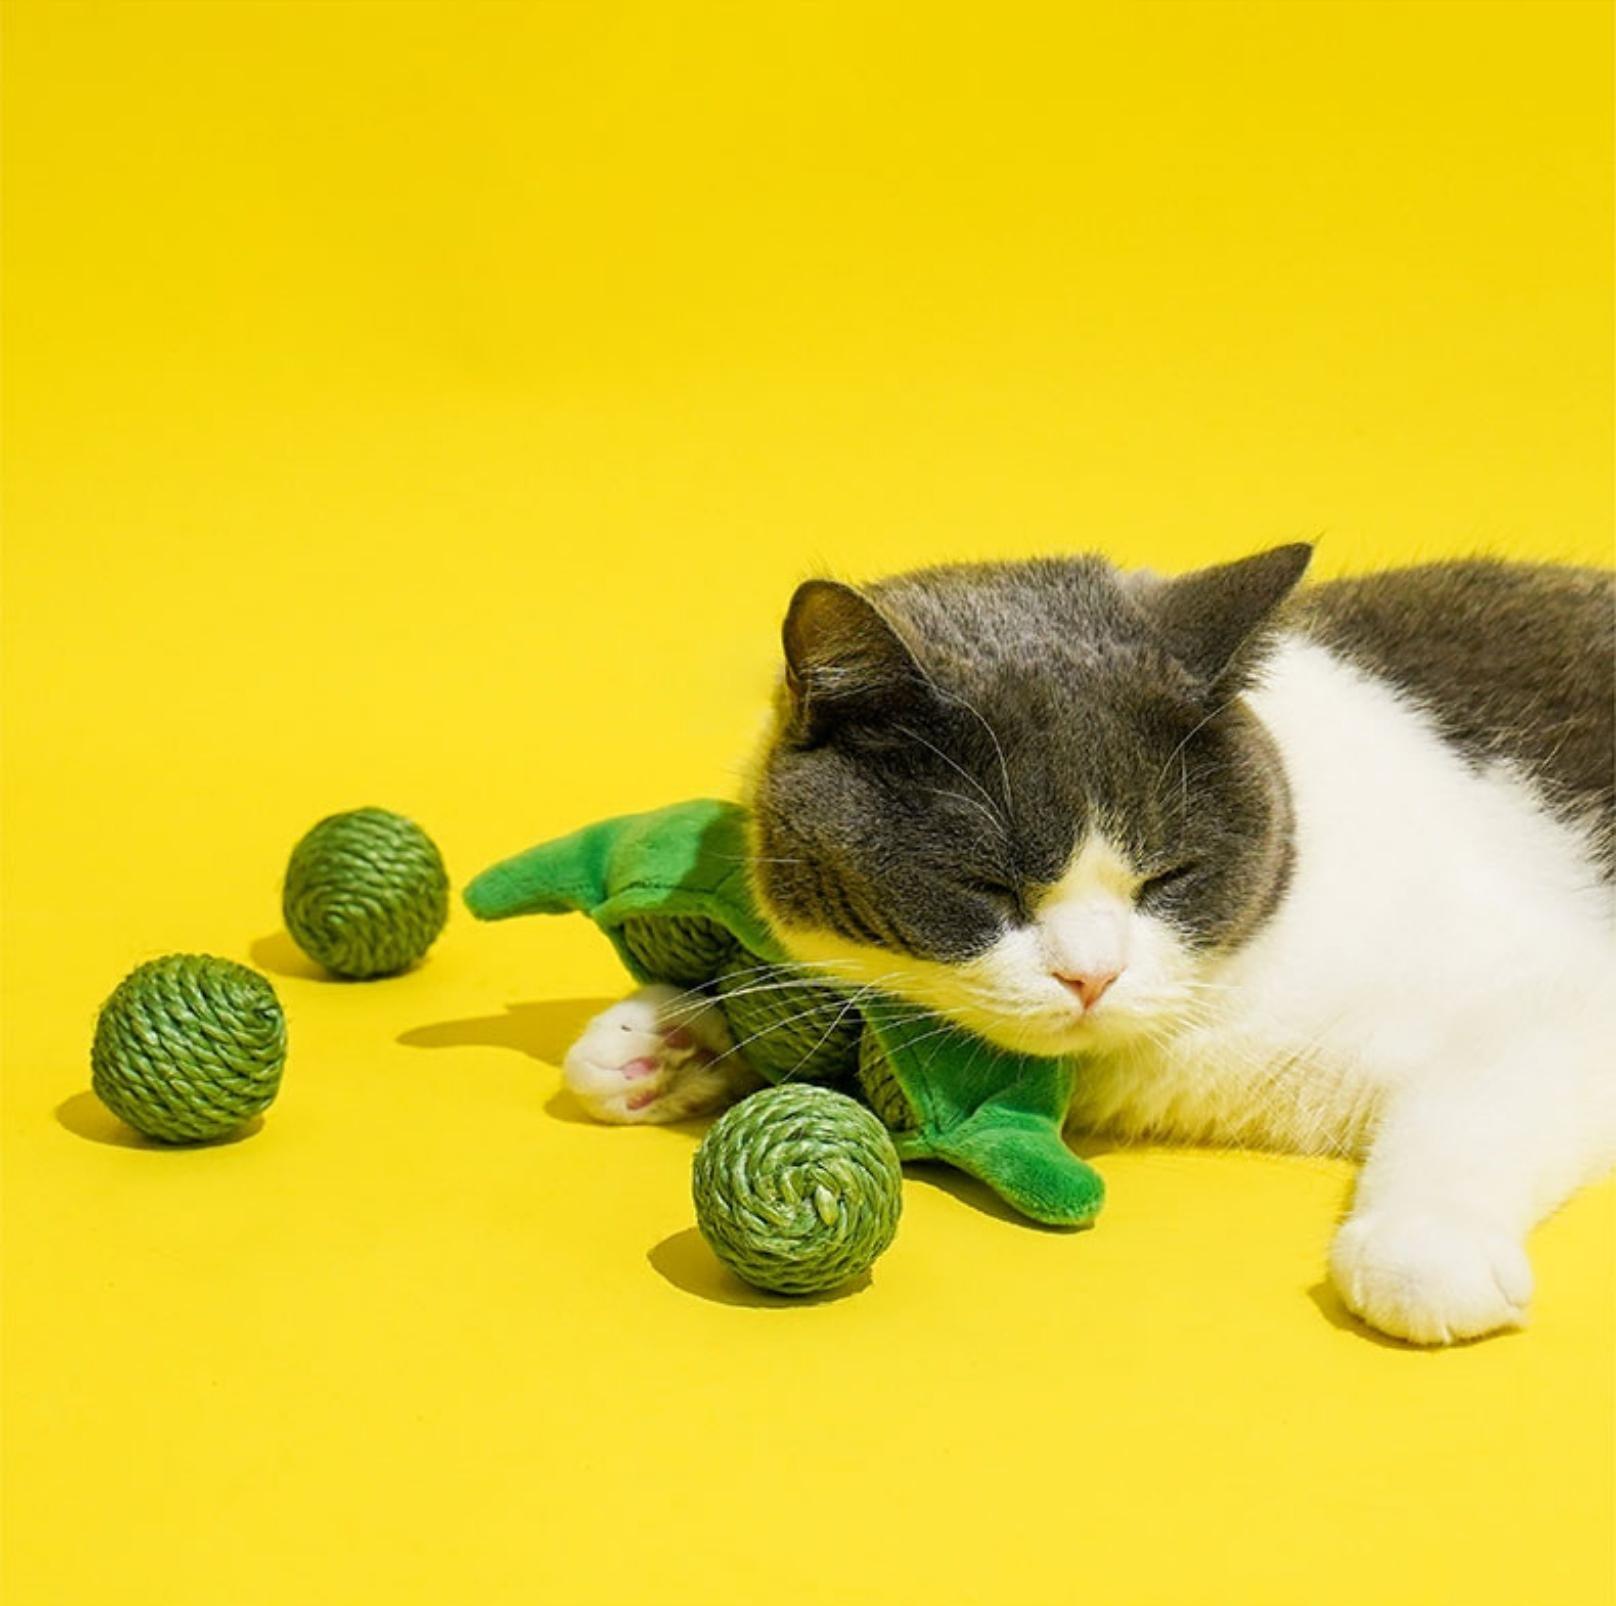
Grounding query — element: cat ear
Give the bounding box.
[782,579,927,742]
[1143,543,1312,688]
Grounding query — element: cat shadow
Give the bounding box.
[1303,1279,1525,1351]
[399,996,717,1138]
[1064,1130,1118,1163]
[395,996,618,1066]
[537,1089,719,1138]
[55,1091,264,1150]
[543,1087,600,1127]
[647,1226,874,1308]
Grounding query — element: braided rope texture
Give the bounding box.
[619,913,737,985]
[92,955,287,1143]
[855,1029,920,1133]
[692,1084,903,1294]
[714,955,865,1085]
[283,807,448,979]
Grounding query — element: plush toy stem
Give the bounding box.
[864,1012,1103,1226]
[464,799,782,966]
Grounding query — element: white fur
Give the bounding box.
[562,985,760,1123]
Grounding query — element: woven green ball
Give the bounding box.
[283,807,448,978]
[855,1028,919,1132]
[619,913,737,986]
[91,955,287,1143]
[691,1084,903,1295]
[714,956,864,1085]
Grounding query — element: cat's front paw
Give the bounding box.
[562,985,756,1124]
[1329,1208,1533,1345]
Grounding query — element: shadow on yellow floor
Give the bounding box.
[249,930,449,987]
[397,995,740,1145]
[1304,1278,1532,1352]
[902,1159,1097,1230]
[647,1225,877,1308]
[395,995,617,1065]
[248,929,336,982]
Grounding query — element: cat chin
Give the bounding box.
[970,1020,1096,1058]
[963,1007,1161,1060]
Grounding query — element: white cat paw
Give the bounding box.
[1329,1208,1533,1345]
[562,985,755,1125]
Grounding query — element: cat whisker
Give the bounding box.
[922,785,1010,842]
[895,722,1008,829]
[700,973,907,1077]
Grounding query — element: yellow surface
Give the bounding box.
[3,4,1612,1603]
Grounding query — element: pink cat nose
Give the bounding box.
[1054,969,1121,1011]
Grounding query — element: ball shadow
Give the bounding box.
[248,930,329,982]
[647,1226,873,1308]
[55,1091,264,1150]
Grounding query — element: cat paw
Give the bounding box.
[1329,1208,1533,1345]
[562,985,756,1124]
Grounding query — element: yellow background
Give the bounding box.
[3,3,1612,1603]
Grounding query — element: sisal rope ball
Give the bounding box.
[92,955,287,1143]
[691,1084,903,1295]
[283,807,448,978]
[854,1028,919,1133]
[714,955,864,1085]
[619,913,737,986]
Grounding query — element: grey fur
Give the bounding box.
[752,549,1616,968]
[1291,560,1615,867]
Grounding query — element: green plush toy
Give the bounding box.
[463,798,1103,1228]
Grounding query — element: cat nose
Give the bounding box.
[1053,968,1120,1011]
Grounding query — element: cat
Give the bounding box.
[564,546,1615,1345]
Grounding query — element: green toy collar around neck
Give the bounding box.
[463,798,1103,1228]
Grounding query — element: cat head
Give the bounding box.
[747,545,1309,1057]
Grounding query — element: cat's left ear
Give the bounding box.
[781,579,928,743]
[1141,543,1312,689]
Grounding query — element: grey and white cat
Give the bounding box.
[565,548,1615,1344]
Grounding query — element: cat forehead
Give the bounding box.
[871,555,1138,634]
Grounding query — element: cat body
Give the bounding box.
[566,551,1614,1344]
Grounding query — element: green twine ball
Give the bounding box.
[691,1084,903,1295]
[92,955,287,1143]
[283,807,448,978]
[714,956,864,1085]
[855,1029,919,1133]
[619,913,737,986]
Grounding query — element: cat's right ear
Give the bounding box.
[781,580,927,744]
[1141,543,1313,691]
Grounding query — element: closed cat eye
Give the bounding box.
[1140,863,1199,897]
[962,877,1023,913]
